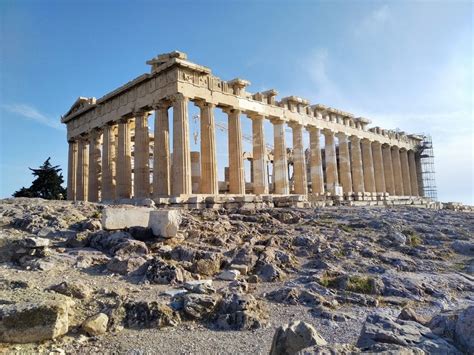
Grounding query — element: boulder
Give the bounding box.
[357,313,460,354]
[124,300,180,328]
[217,269,240,281]
[181,293,220,319]
[107,256,147,275]
[145,258,184,285]
[82,313,108,336]
[215,292,268,330]
[101,206,153,230]
[149,210,182,238]
[398,307,429,325]
[0,300,72,343]
[455,306,474,353]
[49,281,93,300]
[269,320,327,355]
[451,241,474,256]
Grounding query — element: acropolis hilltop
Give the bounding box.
[61,51,435,208]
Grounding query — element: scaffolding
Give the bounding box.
[417,135,437,200]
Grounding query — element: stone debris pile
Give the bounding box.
[0,197,473,353]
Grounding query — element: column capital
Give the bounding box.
[152,99,171,111]
[306,125,321,133]
[193,99,215,110]
[372,140,382,147]
[288,121,303,129]
[361,138,373,144]
[322,128,335,136]
[335,131,348,139]
[222,106,240,115]
[350,135,361,143]
[269,116,285,124]
[134,110,151,119]
[247,112,265,121]
[169,93,187,103]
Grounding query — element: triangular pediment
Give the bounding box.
[64,97,96,118]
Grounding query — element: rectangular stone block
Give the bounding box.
[149,210,182,238]
[102,206,154,230]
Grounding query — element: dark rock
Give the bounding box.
[124,300,180,328]
[145,258,184,285]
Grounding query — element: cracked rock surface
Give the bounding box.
[0,198,473,354]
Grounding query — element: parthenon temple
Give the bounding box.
[62,51,432,208]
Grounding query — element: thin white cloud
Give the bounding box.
[1,103,64,130]
[355,4,391,36]
[304,48,342,104]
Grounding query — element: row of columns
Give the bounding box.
[67,94,422,201]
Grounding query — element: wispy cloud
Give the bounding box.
[304,48,342,104]
[355,4,391,36]
[1,104,64,130]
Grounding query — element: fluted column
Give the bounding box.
[336,132,352,194]
[88,130,101,202]
[272,119,289,194]
[171,94,192,195]
[134,111,150,198]
[67,140,78,200]
[308,127,324,194]
[291,123,307,195]
[391,146,404,196]
[400,149,412,196]
[323,129,338,194]
[153,103,170,197]
[350,136,364,193]
[415,153,424,196]
[408,150,419,196]
[117,118,132,199]
[196,101,218,194]
[227,108,245,194]
[371,141,386,194]
[382,144,395,195]
[102,123,116,201]
[76,137,89,201]
[361,139,376,193]
[250,114,268,194]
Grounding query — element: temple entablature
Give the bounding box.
[61,51,431,204]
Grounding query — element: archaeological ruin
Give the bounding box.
[61,51,436,208]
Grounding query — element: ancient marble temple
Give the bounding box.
[61,51,427,207]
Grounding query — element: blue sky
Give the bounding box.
[1,0,472,204]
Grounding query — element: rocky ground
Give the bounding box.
[0,198,473,354]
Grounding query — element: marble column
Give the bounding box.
[361,139,376,193]
[134,111,150,198]
[251,114,268,194]
[197,101,218,194]
[117,118,132,199]
[101,123,116,200]
[227,108,245,194]
[76,137,89,201]
[415,153,424,197]
[272,119,289,194]
[336,132,352,194]
[67,140,78,201]
[408,150,419,196]
[171,94,192,195]
[391,146,404,196]
[292,123,307,195]
[323,129,338,194]
[308,127,324,194]
[382,144,395,195]
[400,149,412,196]
[88,130,101,202]
[372,141,386,194]
[153,103,170,197]
[350,136,364,194]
